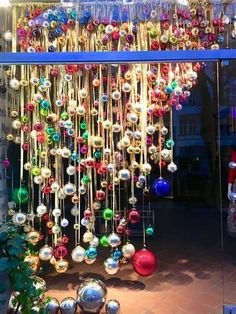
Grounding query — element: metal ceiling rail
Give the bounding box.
[0,49,236,65]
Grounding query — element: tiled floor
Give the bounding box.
[43,200,236,313]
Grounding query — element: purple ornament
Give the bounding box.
[152,178,171,197]
[2,159,10,168]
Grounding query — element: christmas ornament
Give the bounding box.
[44,298,60,314]
[39,245,53,261]
[60,297,77,314]
[152,178,171,197]
[105,299,121,314]
[122,243,135,259]
[77,279,107,313]
[132,248,157,277]
[104,258,120,275]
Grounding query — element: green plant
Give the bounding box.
[0,221,45,313]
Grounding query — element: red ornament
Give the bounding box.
[84,209,92,219]
[132,248,157,276]
[116,225,124,234]
[128,209,141,224]
[42,213,49,221]
[61,235,69,244]
[54,245,68,259]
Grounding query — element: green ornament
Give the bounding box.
[94,151,101,159]
[102,208,113,220]
[146,226,154,236]
[166,139,175,149]
[100,235,109,247]
[171,81,178,89]
[40,108,48,116]
[31,167,41,176]
[80,122,87,130]
[47,137,53,145]
[12,187,29,204]
[81,176,91,185]
[150,27,158,38]
[61,111,69,120]
[46,127,55,135]
[82,131,88,140]
[21,115,28,123]
[98,24,105,32]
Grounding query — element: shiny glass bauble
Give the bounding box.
[132,248,157,276]
[152,178,171,197]
[77,279,107,313]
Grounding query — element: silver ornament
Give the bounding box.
[44,297,60,314]
[105,299,121,314]
[3,30,12,42]
[167,162,177,173]
[122,243,135,259]
[60,297,77,314]
[71,245,86,263]
[104,258,120,275]
[39,245,53,261]
[12,212,27,225]
[107,233,121,248]
[77,279,107,313]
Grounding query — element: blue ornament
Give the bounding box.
[71,151,78,161]
[86,247,97,259]
[217,35,224,44]
[105,299,120,314]
[152,178,171,197]
[112,249,122,260]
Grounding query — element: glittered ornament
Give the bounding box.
[132,248,157,276]
[152,178,171,197]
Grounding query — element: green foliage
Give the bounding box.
[0,221,44,313]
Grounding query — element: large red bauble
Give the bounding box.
[132,248,157,276]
